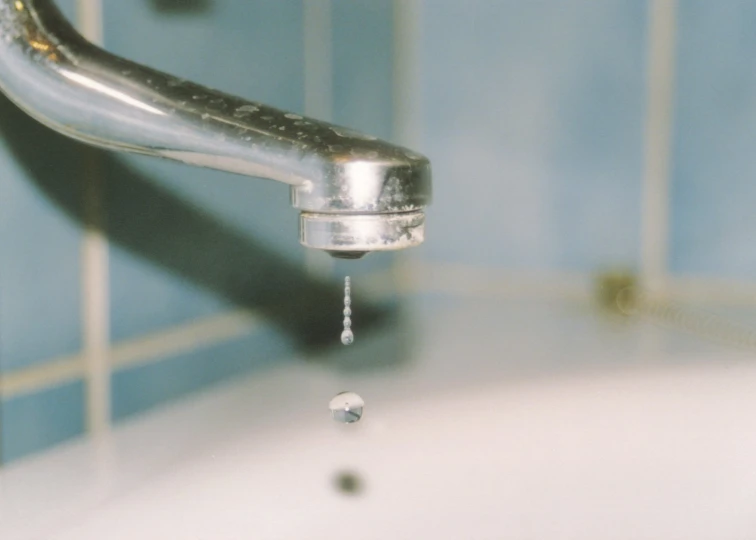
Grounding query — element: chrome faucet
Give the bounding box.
[0,0,431,259]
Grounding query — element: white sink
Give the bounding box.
[3,297,756,539]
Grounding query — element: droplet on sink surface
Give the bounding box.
[329,391,364,423]
[333,470,365,495]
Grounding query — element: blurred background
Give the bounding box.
[2,0,756,537]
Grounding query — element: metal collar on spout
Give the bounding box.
[0,0,431,256]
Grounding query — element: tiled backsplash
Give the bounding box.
[417,0,647,271]
[2,0,756,463]
[0,0,87,463]
[103,0,306,342]
[670,1,756,279]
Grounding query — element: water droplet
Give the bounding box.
[329,391,363,423]
[341,329,354,345]
[333,471,364,495]
[284,113,303,120]
[341,276,353,344]
[234,105,259,117]
[330,127,377,141]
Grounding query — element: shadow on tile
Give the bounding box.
[0,95,410,367]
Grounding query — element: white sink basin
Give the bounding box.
[3,297,756,539]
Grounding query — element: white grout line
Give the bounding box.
[392,0,424,148]
[667,277,756,306]
[302,0,335,278]
[0,310,262,400]
[110,310,260,370]
[303,0,333,122]
[76,0,110,437]
[399,261,756,308]
[398,260,593,301]
[76,0,103,46]
[0,355,86,400]
[640,0,677,297]
[81,226,110,435]
[391,0,424,281]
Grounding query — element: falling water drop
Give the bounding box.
[341,276,353,345]
[340,329,354,345]
[329,391,364,423]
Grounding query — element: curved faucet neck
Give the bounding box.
[0,0,432,254]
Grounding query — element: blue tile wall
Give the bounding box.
[416,0,647,272]
[0,0,83,372]
[0,125,83,372]
[0,380,86,463]
[670,1,756,279]
[332,0,394,141]
[107,245,230,343]
[111,327,293,422]
[53,0,77,21]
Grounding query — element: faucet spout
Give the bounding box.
[0,0,431,255]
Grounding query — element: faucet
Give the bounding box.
[0,0,431,259]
